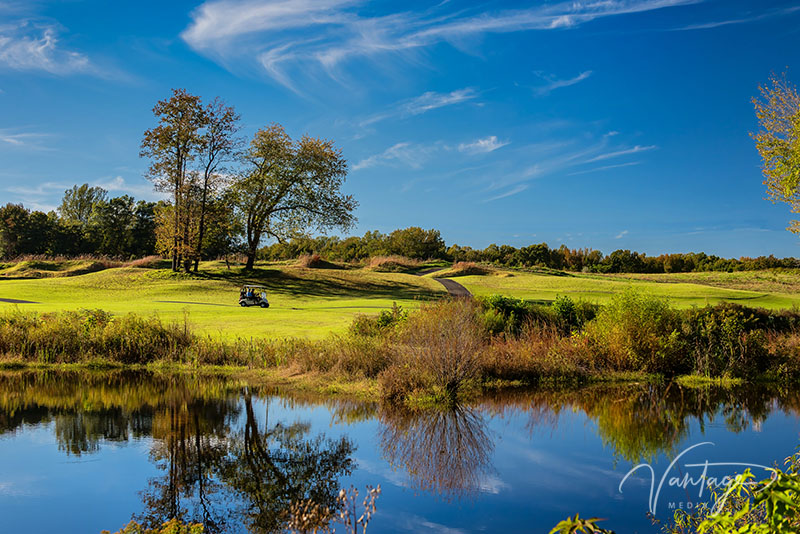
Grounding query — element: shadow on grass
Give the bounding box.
[196,267,445,301]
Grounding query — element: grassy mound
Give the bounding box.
[0,258,122,279]
[435,261,494,277]
[366,255,421,272]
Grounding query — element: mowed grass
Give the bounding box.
[438,269,800,309]
[0,261,446,339]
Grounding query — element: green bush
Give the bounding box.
[682,304,771,378]
[585,290,686,374]
[349,303,408,337]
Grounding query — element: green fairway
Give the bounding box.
[439,269,800,309]
[0,262,446,339]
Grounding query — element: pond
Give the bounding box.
[0,371,798,533]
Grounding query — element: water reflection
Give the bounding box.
[379,404,494,499]
[0,371,798,532]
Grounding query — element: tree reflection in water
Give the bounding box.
[2,370,800,531]
[379,403,494,499]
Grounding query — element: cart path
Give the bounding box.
[0,297,38,304]
[412,268,472,298]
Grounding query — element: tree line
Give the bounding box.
[2,194,798,274]
[260,232,800,273]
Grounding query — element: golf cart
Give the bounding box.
[239,285,270,308]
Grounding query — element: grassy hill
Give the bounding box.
[431,267,800,309]
[0,261,445,339]
[2,260,799,341]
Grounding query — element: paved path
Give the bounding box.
[0,297,38,304]
[412,267,472,298]
[433,277,472,298]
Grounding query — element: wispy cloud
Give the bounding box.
[360,88,477,127]
[484,184,528,202]
[568,161,641,176]
[0,23,90,75]
[352,142,436,171]
[534,70,592,96]
[615,229,629,239]
[671,6,800,31]
[182,0,702,89]
[458,135,509,155]
[585,144,656,163]
[0,128,50,149]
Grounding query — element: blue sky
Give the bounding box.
[1,0,800,257]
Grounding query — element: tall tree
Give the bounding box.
[193,97,241,272]
[752,73,800,234]
[140,89,207,271]
[232,124,357,270]
[58,184,108,225]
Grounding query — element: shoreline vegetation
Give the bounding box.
[2,289,800,403]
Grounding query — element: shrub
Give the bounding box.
[681,304,770,378]
[349,303,408,337]
[477,294,558,336]
[380,299,486,400]
[585,290,685,374]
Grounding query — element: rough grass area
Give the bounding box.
[0,258,124,279]
[434,261,494,277]
[366,255,422,272]
[0,261,446,339]
[451,268,800,309]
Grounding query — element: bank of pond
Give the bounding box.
[0,370,799,533]
[2,291,800,404]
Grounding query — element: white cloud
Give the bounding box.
[615,229,629,239]
[534,70,592,96]
[360,88,477,127]
[672,6,800,31]
[585,144,656,163]
[0,23,90,75]
[352,142,435,171]
[568,161,641,176]
[484,184,528,202]
[458,135,509,155]
[0,128,50,149]
[182,0,702,88]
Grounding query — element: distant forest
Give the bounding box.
[0,186,797,274]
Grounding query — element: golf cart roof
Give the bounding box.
[242,285,267,289]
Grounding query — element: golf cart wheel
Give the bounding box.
[260,302,269,308]
[239,301,247,307]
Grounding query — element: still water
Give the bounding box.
[0,371,798,533]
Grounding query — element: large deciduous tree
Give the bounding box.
[752,73,800,234]
[193,98,241,272]
[58,184,108,225]
[233,124,357,270]
[140,89,207,271]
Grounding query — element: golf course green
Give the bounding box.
[2,260,799,340]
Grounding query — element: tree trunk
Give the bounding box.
[245,249,256,270]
